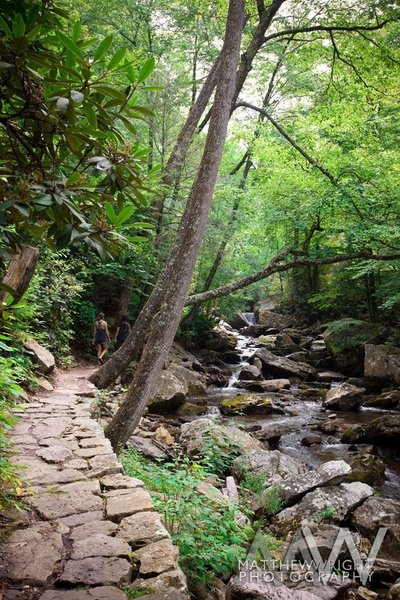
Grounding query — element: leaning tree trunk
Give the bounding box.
[0,245,39,305]
[104,0,245,452]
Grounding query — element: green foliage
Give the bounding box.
[316,506,337,523]
[26,251,84,366]
[0,336,25,510]
[0,0,158,262]
[72,299,97,354]
[196,429,244,477]
[241,471,266,495]
[122,589,154,599]
[122,450,254,586]
[323,319,385,354]
[261,485,285,517]
[179,310,219,343]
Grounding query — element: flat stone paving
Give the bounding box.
[0,367,189,600]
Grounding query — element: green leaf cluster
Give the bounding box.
[0,1,158,262]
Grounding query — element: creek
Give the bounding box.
[204,324,400,500]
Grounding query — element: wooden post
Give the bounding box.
[0,246,39,304]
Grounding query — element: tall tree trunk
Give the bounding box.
[182,159,251,329]
[182,50,287,328]
[197,0,287,132]
[90,0,289,389]
[104,0,245,452]
[113,277,135,329]
[0,245,39,305]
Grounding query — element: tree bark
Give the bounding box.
[185,250,400,306]
[183,52,287,327]
[104,0,245,451]
[0,245,39,304]
[197,0,288,132]
[113,276,135,329]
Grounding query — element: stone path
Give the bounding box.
[0,366,189,600]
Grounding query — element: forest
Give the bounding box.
[1,0,400,599]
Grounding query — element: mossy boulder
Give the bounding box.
[323,319,388,376]
[363,389,400,410]
[219,394,283,415]
[348,451,386,486]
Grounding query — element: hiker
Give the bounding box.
[114,315,131,349]
[93,312,110,364]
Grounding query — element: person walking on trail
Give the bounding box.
[114,315,131,350]
[93,312,110,364]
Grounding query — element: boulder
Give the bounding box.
[348,451,385,486]
[219,394,284,416]
[227,576,319,600]
[238,364,262,381]
[205,366,230,388]
[203,323,237,351]
[154,425,175,446]
[274,460,352,505]
[364,344,400,386]
[148,370,187,412]
[35,377,54,391]
[221,351,242,365]
[127,436,169,461]
[272,482,374,536]
[179,418,264,459]
[388,582,400,600]
[256,307,291,330]
[323,383,365,411]
[252,357,263,370]
[169,342,203,371]
[355,588,379,600]
[232,449,308,486]
[317,371,346,383]
[238,379,291,393]
[363,389,400,410]
[241,324,270,337]
[254,423,294,445]
[301,434,322,446]
[323,319,388,376]
[273,333,300,355]
[311,339,327,352]
[169,364,207,396]
[351,496,400,555]
[340,424,366,444]
[24,339,55,374]
[176,402,207,417]
[352,414,400,445]
[286,351,310,363]
[255,348,317,380]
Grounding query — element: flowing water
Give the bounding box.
[205,329,400,499]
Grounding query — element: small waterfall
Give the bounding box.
[240,312,256,325]
[224,333,256,391]
[206,405,221,418]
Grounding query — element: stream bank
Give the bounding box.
[98,313,400,600]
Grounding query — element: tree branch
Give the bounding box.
[236,101,338,185]
[263,19,394,44]
[186,251,400,305]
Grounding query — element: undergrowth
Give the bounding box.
[121,449,254,586]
